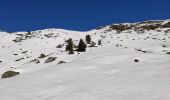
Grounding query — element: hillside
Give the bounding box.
[0,20,170,100]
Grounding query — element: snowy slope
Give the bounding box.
[0,20,170,100]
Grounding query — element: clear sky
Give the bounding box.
[0,0,170,32]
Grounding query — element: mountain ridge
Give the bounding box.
[0,19,169,34]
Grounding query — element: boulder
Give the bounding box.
[38,54,46,58]
[134,59,139,62]
[1,70,20,78]
[45,57,57,63]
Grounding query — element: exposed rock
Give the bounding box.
[162,22,170,28]
[140,24,160,30]
[45,57,57,63]
[58,61,67,64]
[56,44,63,48]
[15,58,24,62]
[135,48,152,53]
[96,26,105,30]
[1,70,20,78]
[110,24,131,32]
[166,52,170,55]
[21,51,28,54]
[12,38,23,43]
[134,59,139,62]
[161,44,167,48]
[30,59,40,64]
[44,33,54,38]
[164,29,170,33]
[38,54,46,58]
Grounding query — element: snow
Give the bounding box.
[0,20,170,100]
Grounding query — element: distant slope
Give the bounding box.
[0,20,170,100]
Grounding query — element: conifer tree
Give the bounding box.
[98,39,102,45]
[65,38,74,54]
[85,35,91,44]
[77,39,87,52]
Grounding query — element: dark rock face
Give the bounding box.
[1,70,20,78]
[110,24,131,32]
[45,57,57,63]
[140,24,161,30]
[102,20,170,32]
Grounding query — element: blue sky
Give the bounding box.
[0,0,170,32]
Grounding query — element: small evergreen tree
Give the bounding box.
[89,41,96,47]
[85,35,91,44]
[98,39,102,45]
[65,38,74,54]
[77,39,87,52]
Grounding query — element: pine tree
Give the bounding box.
[98,39,102,45]
[77,39,87,52]
[85,35,91,44]
[65,38,74,54]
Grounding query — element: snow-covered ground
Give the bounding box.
[0,20,170,100]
